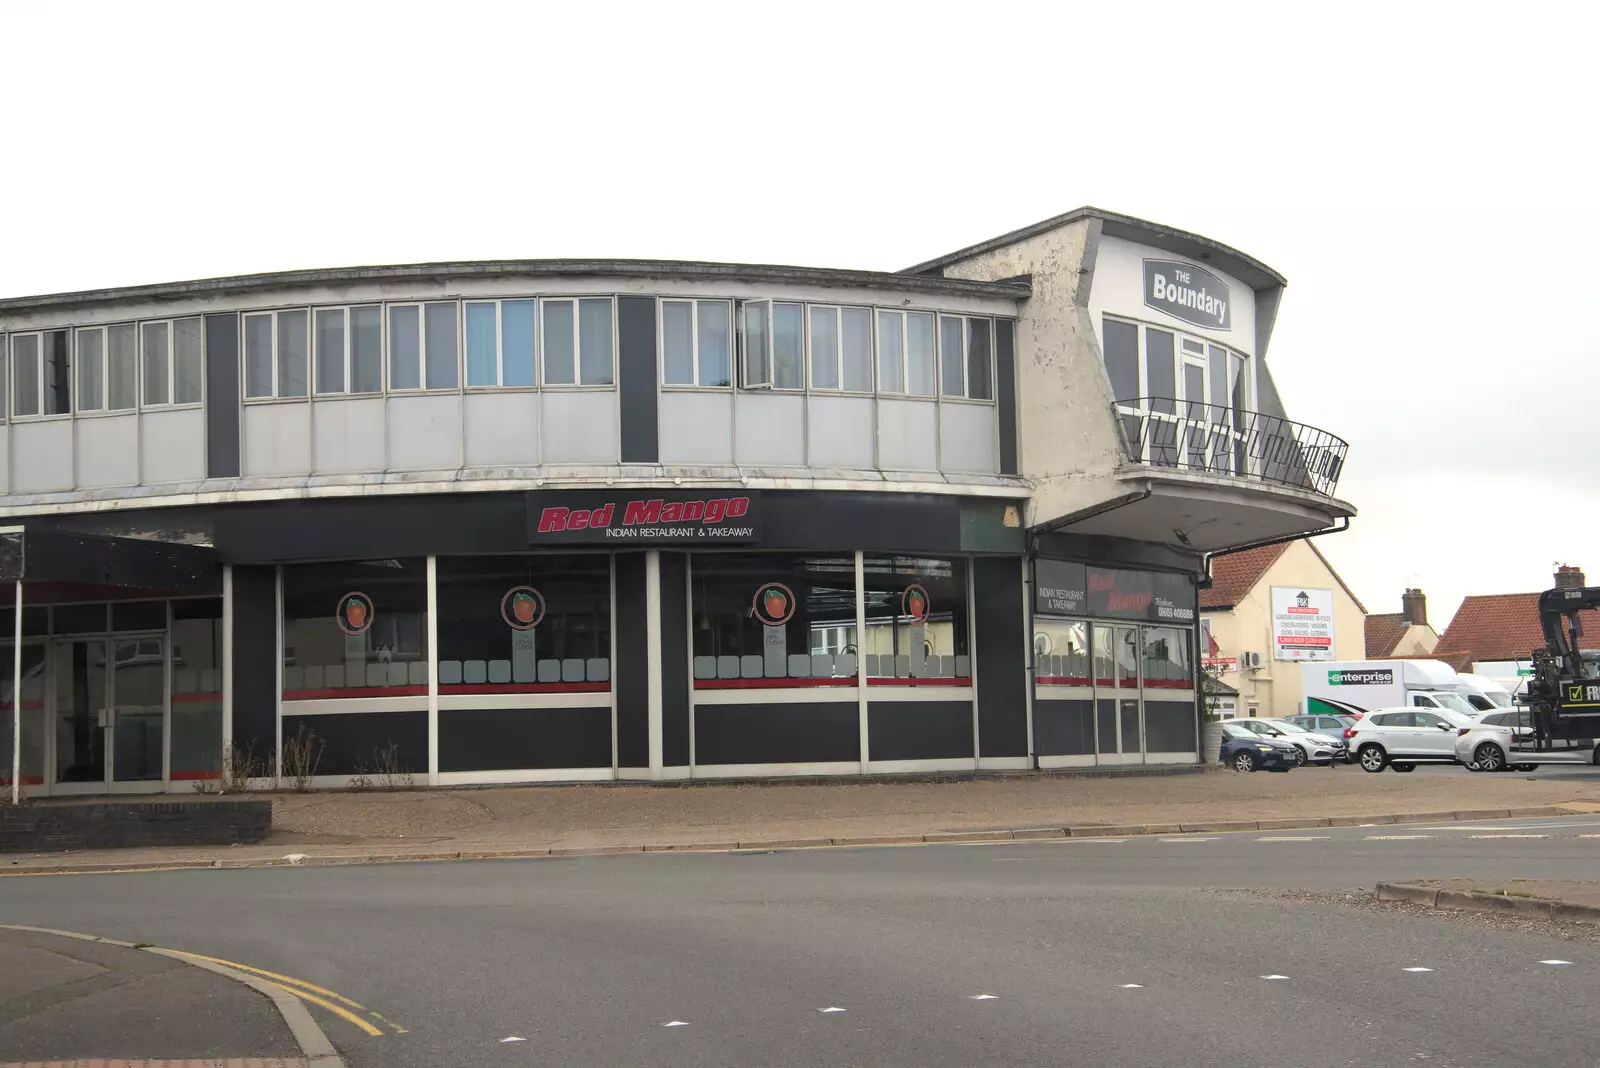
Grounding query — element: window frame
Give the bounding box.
[461,298,538,391]
[8,329,73,420]
[538,296,617,390]
[804,303,874,395]
[874,307,938,398]
[133,316,205,410]
[659,297,734,390]
[936,314,997,404]
[241,306,318,403]
[311,304,385,398]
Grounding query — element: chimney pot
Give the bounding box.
[1556,564,1586,590]
[1401,588,1427,626]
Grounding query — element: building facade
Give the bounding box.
[1199,539,1366,718]
[0,207,1352,794]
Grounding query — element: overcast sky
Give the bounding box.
[2,1,1593,633]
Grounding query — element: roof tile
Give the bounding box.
[1364,613,1409,658]
[1434,592,1600,664]
[1200,543,1289,608]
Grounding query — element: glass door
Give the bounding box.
[110,635,166,788]
[1178,338,1210,470]
[51,639,109,793]
[1092,624,1145,764]
[1115,625,1145,764]
[0,643,49,796]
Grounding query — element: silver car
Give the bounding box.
[1231,717,1347,767]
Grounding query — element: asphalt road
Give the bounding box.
[2,814,1599,1068]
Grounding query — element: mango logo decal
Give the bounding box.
[501,586,546,631]
[753,582,796,627]
[337,592,376,637]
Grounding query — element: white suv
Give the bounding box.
[1344,706,1476,772]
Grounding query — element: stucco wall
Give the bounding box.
[1202,540,1365,717]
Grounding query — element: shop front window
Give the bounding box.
[171,598,223,779]
[863,555,969,683]
[691,554,857,686]
[1034,619,1089,685]
[1143,626,1192,689]
[0,644,47,787]
[436,554,611,692]
[282,559,429,699]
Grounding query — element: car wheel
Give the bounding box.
[1473,743,1506,773]
[1358,744,1388,773]
[1593,742,1600,766]
[1515,763,1538,772]
[1233,750,1257,773]
[1392,762,1416,773]
[1292,746,1308,767]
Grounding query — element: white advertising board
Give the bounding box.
[1271,586,1334,661]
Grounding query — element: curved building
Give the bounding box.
[0,207,1352,794]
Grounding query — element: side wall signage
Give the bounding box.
[1033,560,1194,624]
[1143,258,1231,331]
[527,490,760,545]
[1271,586,1334,661]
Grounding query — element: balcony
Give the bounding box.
[1112,397,1348,498]
[1043,399,1353,553]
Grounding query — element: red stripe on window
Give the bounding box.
[866,677,973,687]
[283,686,429,701]
[694,677,856,690]
[1037,675,1092,686]
[170,770,222,780]
[439,683,610,695]
[173,693,222,704]
[0,776,45,786]
[1144,679,1196,690]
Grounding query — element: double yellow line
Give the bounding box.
[164,949,406,1036]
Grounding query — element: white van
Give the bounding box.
[1454,673,1514,712]
[1301,659,1480,719]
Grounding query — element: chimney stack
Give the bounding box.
[1556,564,1586,590]
[1402,588,1427,626]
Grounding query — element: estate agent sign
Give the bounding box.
[1271,586,1335,661]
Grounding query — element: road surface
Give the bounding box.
[2,814,1598,1067]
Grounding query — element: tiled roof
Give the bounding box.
[1434,592,1600,666]
[1365,613,1409,658]
[1200,543,1289,608]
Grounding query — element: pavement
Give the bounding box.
[1,812,1599,1067]
[6,762,1600,874]
[0,927,304,1067]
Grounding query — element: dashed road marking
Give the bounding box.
[1468,834,1549,839]
[499,1036,526,1043]
[1261,974,1290,981]
[1403,967,1434,973]
[1256,836,1331,842]
[1118,984,1144,989]
[662,1020,690,1027]
[1540,960,1572,967]
[819,1007,846,1013]
[969,994,999,1000]
[1365,835,1436,840]
[1159,838,1218,843]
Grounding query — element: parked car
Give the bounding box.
[1343,706,1476,772]
[1219,723,1298,773]
[1231,717,1348,766]
[1285,713,1358,743]
[1456,710,1539,772]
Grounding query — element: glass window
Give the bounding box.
[690,553,857,686]
[436,554,612,692]
[740,301,770,388]
[876,310,904,393]
[465,301,498,386]
[0,643,47,787]
[662,300,694,385]
[388,305,421,390]
[809,306,839,390]
[1143,626,1192,688]
[43,330,70,415]
[12,334,39,417]
[939,315,964,397]
[108,323,137,410]
[697,299,730,387]
[771,302,803,389]
[501,300,536,387]
[173,317,203,404]
[171,598,223,779]
[966,318,993,400]
[542,300,576,385]
[350,305,383,393]
[578,297,613,386]
[314,308,346,394]
[141,322,170,406]
[841,306,873,392]
[243,313,274,399]
[424,301,458,389]
[906,312,936,397]
[281,558,429,699]
[1035,619,1090,684]
[1102,318,1139,402]
[0,339,5,423]
[76,328,104,411]
[863,555,969,681]
[276,310,308,398]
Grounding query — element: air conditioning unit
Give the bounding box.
[1240,651,1264,670]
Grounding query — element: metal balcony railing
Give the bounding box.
[1112,397,1348,498]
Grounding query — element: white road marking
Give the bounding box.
[1468,834,1548,839]
[1159,838,1218,843]
[662,1020,690,1027]
[1540,960,1572,966]
[1403,967,1434,973]
[1261,975,1290,980]
[969,994,999,1000]
[1578,835,1600,839]
[819,1007,846,1013]
[1119,984,1145,989]
[1256,836,1331,842]
[499,1036,526,1043]
[1365,835,1436,840]
[1068,838,1130,843]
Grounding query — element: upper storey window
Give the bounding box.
[661,299,731,387]
[388,302,459,391]
[9,330,71,417]
[244,309,310,399]
[875,310,936,397]
[739,301,804,390]
[464,300,536,388]
[807,305,873,393]
[314,306,383,395]
[541,298,614,387]
[937,316,994,401]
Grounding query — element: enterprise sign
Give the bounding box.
[1143,258,1231,331]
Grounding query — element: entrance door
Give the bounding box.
[1093,624,1145,764]
[1178,338,1211,471]
[49,636,167,793]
